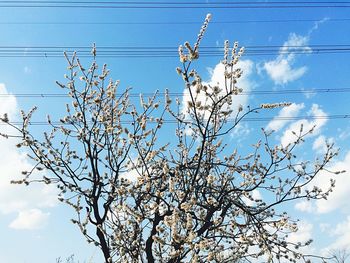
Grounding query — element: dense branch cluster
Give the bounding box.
[0,14,343,263]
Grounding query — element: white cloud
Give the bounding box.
[313,151,350,214]
[230,122,252,140]
[264,59,307,85]
[280,104,327,147]
[338,126,350,141]
[9,209,50,230]
[209,60,254,96]
[295,149,350,215]
[324,216,350,251]
[295,200,314,213]
[264,33,311,85]
[0,83,17,117]
[266,103,304,132]
[182,60,255,141]
[120,160,141,182]
[301,87,316,99]
[313,135,327,153]
[287,221,313,244]
[0,83,57,229]
[308,17,329,35]
[182,59,254,118]
[181,60,255,140]
[312,135,334,154]
[280,33,311,53]
[242,189,262,207]
[287,221,316,255]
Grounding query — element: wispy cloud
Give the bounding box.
[324,216,350,251]
[280,104,327,147]
[9,209,50,230]
[308,17,330,35]
[312,135,334,154]
[287,220,316,254]
[263,18,329,86]
[264,33,311,85]
[295,149,350,215]
[266,103,305,132]
[314,151,350,214]
[0,84,57,230]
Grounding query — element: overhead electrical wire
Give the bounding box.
[0,1,349,8]
[1,1,350,4]
[0,44,349,58]
[0,18,349,25]
[1,88,350,98]
[2,44,347,48]
[1,114,350,126]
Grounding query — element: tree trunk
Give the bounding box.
[96,226,111,262]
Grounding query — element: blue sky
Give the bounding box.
[0,1,350,262]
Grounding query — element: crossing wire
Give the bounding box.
[0,1,349,8]
[0,18,350,25]
[0,45,349,58]
[1,88,350,98]
[1,1,350,3]
[2,114,350,126]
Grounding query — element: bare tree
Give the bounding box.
[1,14,343,263]
[56,255,76,263]
[329,249,350,263]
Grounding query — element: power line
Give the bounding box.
[2,88,350,98]
[0,44,349,58]
[1,1,350,4]
[2,44,349,48]
[1,18,350,25]
[2,115,350,126]
[0,18,349,25]
[2,44,350,48]
[0,1,349,9]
